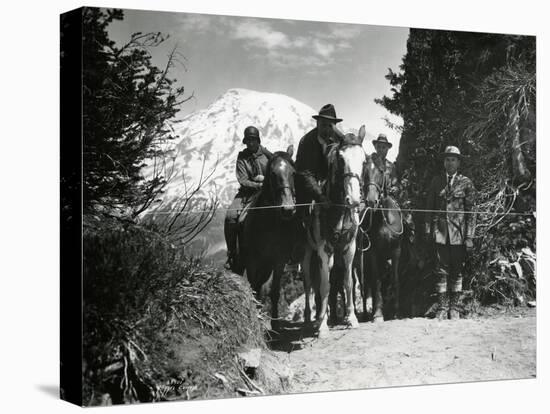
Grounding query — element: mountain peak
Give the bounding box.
[147,89,375,211]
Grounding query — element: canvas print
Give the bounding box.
[60,6,536,407]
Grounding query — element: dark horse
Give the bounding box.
[240,146,298,329]
[356,155,404,322]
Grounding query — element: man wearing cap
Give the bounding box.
[371,133,399,198]
[425,146,476,320]
[295,104,343,208]
[224,126,273,270]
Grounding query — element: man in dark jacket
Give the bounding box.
[295,103,344,207]
[370,133,399,198]
[224,126,273,270]
[425,146,476,320]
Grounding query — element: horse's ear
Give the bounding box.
[333,126,345,143]
[358,125,366,144]
[286,144,294,158]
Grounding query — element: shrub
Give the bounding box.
[83,216,275,405]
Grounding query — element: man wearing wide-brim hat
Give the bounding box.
[425,145,476,320]
[291,104,345,263]
[371,133,399,198]
[295,103,344,207]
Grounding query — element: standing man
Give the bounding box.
[295,103,343,208]
[224,126,272,270]
[371,133,399,198]
[425,146,476,320]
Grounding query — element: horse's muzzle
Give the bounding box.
[281,205,296,220]
[344,195,361,208]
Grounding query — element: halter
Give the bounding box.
[328,142,366,205]
[342,172,363,188]
[265,154,296,207]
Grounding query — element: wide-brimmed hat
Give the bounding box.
[242,125,261,144]
[441,145,462,158]
[312,104,343,123]
[372,133,393,148]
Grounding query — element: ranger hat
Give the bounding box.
[372,133,393,148]
[312,104,343,123]
[242,126,261,144]
[441,145,462,158]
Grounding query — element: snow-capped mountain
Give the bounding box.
[147,88,374,210]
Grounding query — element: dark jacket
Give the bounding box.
[295,128,332,204]
[236,145,273,198]
[371,153,398,197]
[425,173,476,245]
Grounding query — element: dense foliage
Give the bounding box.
[78,9,274,405]
[82,8,189,216]
[377,29,536,308]
[83,217,271,404]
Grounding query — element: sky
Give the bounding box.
[107,8,409,160]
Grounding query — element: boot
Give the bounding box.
[224,221,238,271]
[434,292,448,320]
[224,255,233,270]
[449,291,461,320]
[424,292,448,320]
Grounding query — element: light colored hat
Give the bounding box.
[441,145,462,158]
[372,133,393,148]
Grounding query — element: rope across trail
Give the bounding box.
[143,202,536,217]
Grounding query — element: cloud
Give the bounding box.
[328,25,363,40]
[232,20,292,49]
[228,19,352,69]
[177,14,213,33]
[176,14,364,70]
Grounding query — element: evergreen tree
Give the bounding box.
[377,29,536,305]
[82,8,190,216]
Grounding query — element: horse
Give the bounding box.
[302,126,367,337]
[357,155,404,322]
[241,146,298,330]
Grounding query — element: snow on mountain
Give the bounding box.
[147,88,375,210]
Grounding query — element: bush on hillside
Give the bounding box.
[83,216,283,405]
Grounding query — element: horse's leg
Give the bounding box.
[370,253,384,323]
[271,263,284,331]
[343,240,359,328]
[354,245,365,317]
[392,243,402,319]
[363,251,373,316]
[302,245,313,325]
[245,255,259,295]
[328,263,339,326]
[316,244,333,338]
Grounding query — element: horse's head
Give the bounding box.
[363,155,384,208]
[265,146,296,220]
[328,125,367,208]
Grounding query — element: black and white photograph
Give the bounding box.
[58,4,540,406]
[58,3,541,406]
[4,1,547,413]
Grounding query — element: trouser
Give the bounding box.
[224,196,244,259]
[435,242,466,293]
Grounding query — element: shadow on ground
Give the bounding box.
[265,320,318,353]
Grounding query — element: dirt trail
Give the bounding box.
[276,309,536,393]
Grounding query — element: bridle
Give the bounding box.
[330,143,366,205]
[267,156,296,207]
[358,164,403,251]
